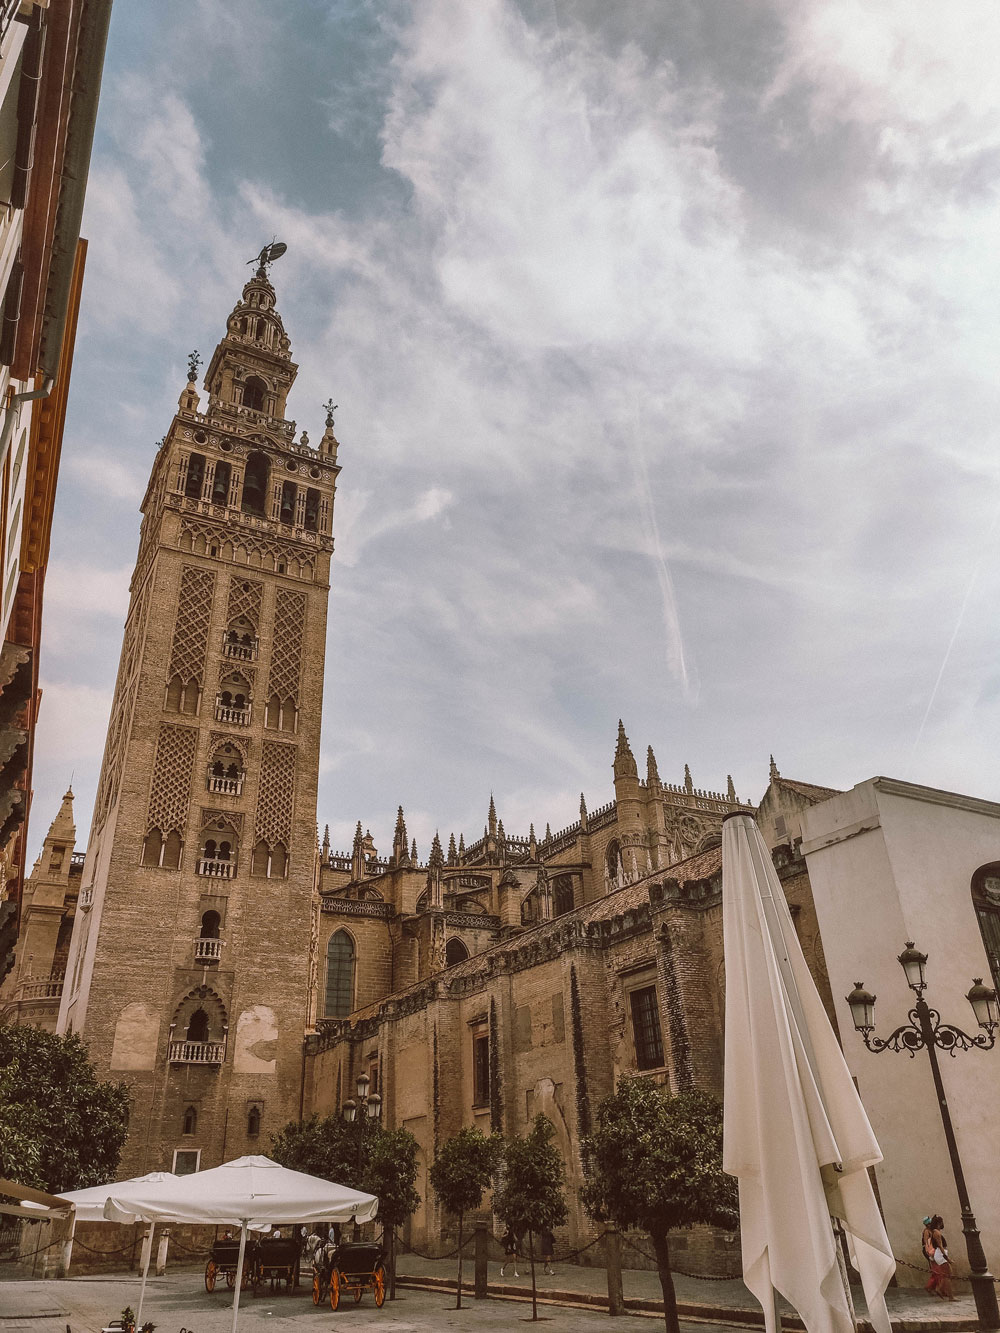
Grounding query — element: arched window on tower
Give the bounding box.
[163,829,182,869]
[242,376,267,413]
[142,827,163,867]
[212,460,232,506]
[972,864,1000,994]
[182,1105,197,1135]
[241,451,269,517]
[445,937,469,967]
[200,910,221,940]
[304,488,320,533]
[325,931,355,1018]
[187,1008,209,1042]
[247,1105,261,1137]
[185,453,206,500]
[280,480,297,525]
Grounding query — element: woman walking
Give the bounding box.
[500,1226,520,1278]
[925,1215,955,1300]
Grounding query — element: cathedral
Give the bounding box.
[3,262,839,1268]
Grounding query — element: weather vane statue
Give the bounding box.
[323,398,337,428]
[248,240,288,278]
[187,349,201,383]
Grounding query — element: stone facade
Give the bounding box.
[308,750,837,1259]
[56,261,340,1178]
[39,261,842,1277]
[0,788,81,1029]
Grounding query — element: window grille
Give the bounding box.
[325,931,355,1018]
[629,985,665,1071]
[472,1033,490,1106]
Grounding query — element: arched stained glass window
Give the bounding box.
[325,931,355,1018]
[972,863,1000,993]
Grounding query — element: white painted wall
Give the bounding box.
[801,778,1000,1285]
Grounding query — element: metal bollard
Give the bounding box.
[604,1225,624,1316]
[474,1221,489,1298]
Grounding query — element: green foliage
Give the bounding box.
[570,965,591,1135]
[0,1025,130,1192]
[581,1077,737,1237]
[488,997,503,1134]
[493,1114,568,1237]
[270,1114,420,1230]
[363,1126,420,1230]
[428,1125,501,1219]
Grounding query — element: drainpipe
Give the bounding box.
[0,375,53,469]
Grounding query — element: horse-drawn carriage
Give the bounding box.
[204,1234,300,1295]
[204,1238,252,1292]
[311,1240,386,1311]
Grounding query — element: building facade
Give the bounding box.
[57,260,341,1178]
[0,0,113,984]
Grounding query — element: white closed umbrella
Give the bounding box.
[722,812,894,1333]
[104,1155,378,1333]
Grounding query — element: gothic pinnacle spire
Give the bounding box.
[448,832,458,865]
[684,763,693,793]
[613,719,638,781]
[411,837,418,862]
[429,831,444,868]
[727,775,737,802]
[769,755,780,780]
[646,745,660,785]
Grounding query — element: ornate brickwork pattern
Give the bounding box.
[92,571,154,829]
[267,590,306,703]
[146,724,198,834]
[168,565,217,685]
[179,517,317,580]
[226,575,263,631]
[255,741,296,846]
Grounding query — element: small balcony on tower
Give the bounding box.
[197,828,237,880]
[222,619,258,662]
[215,672,251,726]
[207,741,244,796]
[194,911,223,963]
[169,993,227,1065]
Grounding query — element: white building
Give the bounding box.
[800,777,1000,1285]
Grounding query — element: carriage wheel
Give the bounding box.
[373,1264,386,1308]
[204,1259,217,1293]
[329,1268,340,1312]
[312,1273,321,1306]
[226,1269,236,1289]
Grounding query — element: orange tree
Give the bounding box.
[581,1078,737,1333]
[492,1115,568,1320]
[428,1126,501,1309]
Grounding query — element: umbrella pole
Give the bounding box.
[832,1217,858,1332]
[230,1220,249,1333]
[136,1223,155,1326]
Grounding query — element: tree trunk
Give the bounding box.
[456,1213,464,1309]
[528,1229,538,1321]
[651,1230,680,1333]
[388,1227,396,1300]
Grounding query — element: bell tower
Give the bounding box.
[58,251,340,1176]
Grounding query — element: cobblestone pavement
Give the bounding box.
[0,1262,979,1333]
[393,1252,978,1331]
[0,1270,729,1333]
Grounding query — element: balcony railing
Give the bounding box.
[15,978,64,1002]
[168,1040,225,1065]
[207,775,243,796]
[222,638,258,661]
[194,938,223,962]
[215,703,251,726]
[197,858,234,879]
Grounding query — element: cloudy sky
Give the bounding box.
[31,0,1000,859]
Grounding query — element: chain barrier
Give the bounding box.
[72,1238,138,1261]
[7,1234,63,1263]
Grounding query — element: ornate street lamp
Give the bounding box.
[343,1073,382,1176]
[845,943,999,1329]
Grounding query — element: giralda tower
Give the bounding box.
[59,251,339,1174]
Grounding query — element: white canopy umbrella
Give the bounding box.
[722,812,894,1333]
[20,1171,177,1323]
[103,1155,378,1333]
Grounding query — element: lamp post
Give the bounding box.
[343,1071,382,1180]
[845,943,1000,1329]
